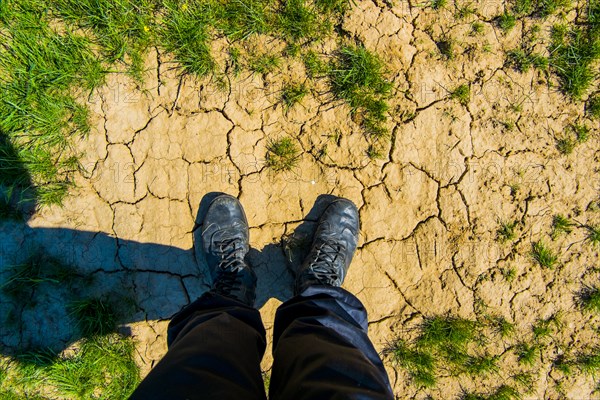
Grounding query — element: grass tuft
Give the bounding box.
[471,21,485,35]
[389,339,436,388]
[531,240,557,269]
[588,94,600,119]
[586,225,600,246]
[491,316,515,338]
[556,136,576,155]
[282,83,308,110]
[512,372,535,391]
[1,253,79,303]
[303,51,330,77]
[507,49,548,72]
[366,144,385,160]
[532,317,554,340]
[464,354,499,375]
[431,0,447,10]
[418,316,478,348]
[462,385,521,400]
[551,214,572,239]
[572,124,590,143]
[266,137,301,171]
[497,220,517,243]
[248,53,281,75]
[498,12,516,32]
[69,298,118,337]
[158,0,216,76]
[512,0,570,17]
[277,0,320,41]
[576,347,600,375]
[549,21,600,98]
[553,354,574,374]
[516,342,539,366]
[437,39,455,59]
[451,84,470,106]
[215,0,273,40]
[329,45,392,137]
[501,267,517,282]
[578,285,600,313]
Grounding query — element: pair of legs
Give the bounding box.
[130,195,393,399]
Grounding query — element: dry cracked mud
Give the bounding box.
[1,0,600,398]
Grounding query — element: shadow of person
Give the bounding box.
[0,189,340,358]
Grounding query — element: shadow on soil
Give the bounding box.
[0,189,337,357]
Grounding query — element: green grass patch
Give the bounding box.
[556,136,576,155]
[418,316,478,348]
[70,298,119,338]
[266,137,301,171]
[431,0,447,10]
[501,267,517,282]
[576,347,600,375]
[455,3,476,19]
[462,385,521,400]
[389,315,508,388]
[578,285,600,313]
[516,342,539,365]
[158,0,216,76]
[531,240,557,268]
[303,51,330,77]
[532,317,554,340]
[549,14,600,99]
[248,53,281,75]
[214,0,273,40]
[551,214,572,238]
[471,21,485,35]
[588,93,600,118]
[497,220,517,243]
[506,49,548,72]
[366,144,384,160]
[511,0,571,17]
[329,45,392,138]
[1,253,80,304]
[1,334,139,399]
[48,0,156,79]
[282,83,308,110]
[451,84,470,106]
[463,354,499,375]
[512,372,535,391]
[586,225,600,246]
[572,124,590,143]
[437,39,455,59]
[0,1,106,206]
[388,339,436,388]
[497,12,516,32]
[314,0,351,14]
[491,316,515,338]
[277,0,320,41]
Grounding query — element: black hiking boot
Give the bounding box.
[197,194,256,306]
[294,197,360,295]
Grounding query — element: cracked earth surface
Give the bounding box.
[2,0,600,398]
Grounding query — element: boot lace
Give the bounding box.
[214,238,247,294]
[306,239,345,285]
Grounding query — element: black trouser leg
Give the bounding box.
[129,292,267,400]
[269,285,394,400]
